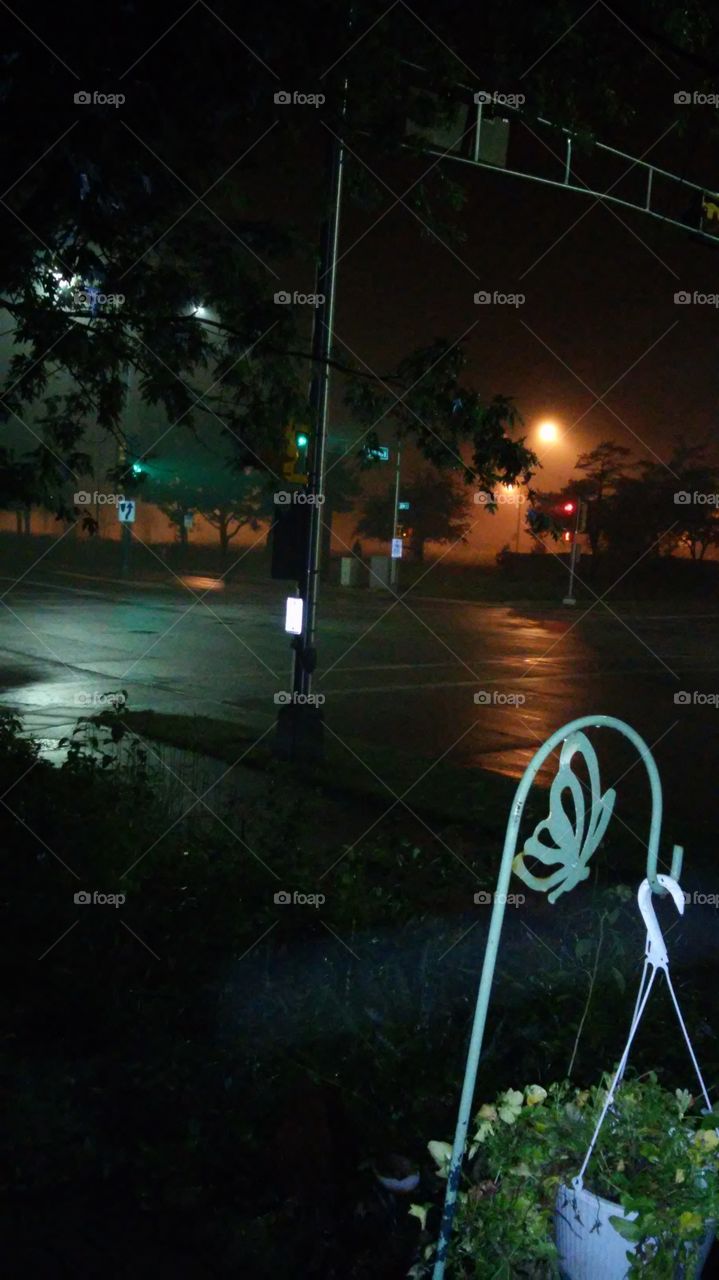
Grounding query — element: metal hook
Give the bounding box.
[638,874,685,970]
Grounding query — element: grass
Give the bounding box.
[7,704,719,1277]
[122,707,527,831]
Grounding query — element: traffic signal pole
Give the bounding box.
[390,441,402,588]
[299,127,345,691]
[275,112,346,762]
[563,503,582,606]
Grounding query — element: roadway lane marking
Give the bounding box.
[322,660,481,672]
[319,672,665,696]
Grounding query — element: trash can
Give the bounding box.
[340,556,362,587]
[369,555,391,589]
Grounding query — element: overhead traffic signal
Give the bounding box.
[270,500,311,580]
[554,498,589,530]
[281,423,310,484]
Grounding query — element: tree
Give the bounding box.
[148,474,201,550]
[599,438,719,563]
[644,438,719,561]
[145,463,274,561]
[0,0,563,516]
[320,451,363,576]
[525,487,581,547]
[355,467,470,562]
[575,440,634,560]
[198,480,274,563]
[4,2,717,516]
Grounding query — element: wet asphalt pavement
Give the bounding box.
[0,569,717,855]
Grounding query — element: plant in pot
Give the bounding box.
[410,1076,719,1279]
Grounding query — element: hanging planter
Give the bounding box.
[414,1075,719,1279]
[420,861,719,1280]
[555,1181,714,1280]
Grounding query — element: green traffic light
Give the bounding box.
[131,462,143,476]
[296,432,309,450]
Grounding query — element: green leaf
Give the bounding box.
[609,1214,642,1242]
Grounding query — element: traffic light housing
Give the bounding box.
[270,500,311,580]
[281,424,310,484]
[554,498,589,534]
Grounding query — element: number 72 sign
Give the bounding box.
[117,500,136,523]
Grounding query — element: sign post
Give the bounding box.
[390,442,402,587]
[563,500,587,606]
[118,499,136,577]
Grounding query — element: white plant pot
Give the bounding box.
[555,1183,714,1279]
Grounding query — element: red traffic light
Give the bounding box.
[562,501,576,514]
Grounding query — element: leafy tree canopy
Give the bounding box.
[1,1,717,510]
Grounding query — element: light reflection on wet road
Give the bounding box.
[0,574,716,842]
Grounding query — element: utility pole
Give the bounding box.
[563,501,584,605]
[299,127,345,689]
[119,363,133,578]
[275,107,346,763]
[390,440,402,588]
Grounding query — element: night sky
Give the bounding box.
[253,5,719,510]
[3,1,719,541]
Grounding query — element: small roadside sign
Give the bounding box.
[183,511,194,530]
[391,537,403,559]
[398,500,410,510]
[366,445,390,461]
[285,596,303,634]
[118,500,136,523]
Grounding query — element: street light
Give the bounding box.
[537,419,560,443]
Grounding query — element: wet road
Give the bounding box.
[0,570,717,842]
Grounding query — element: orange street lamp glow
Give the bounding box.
[537,420,560,443]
